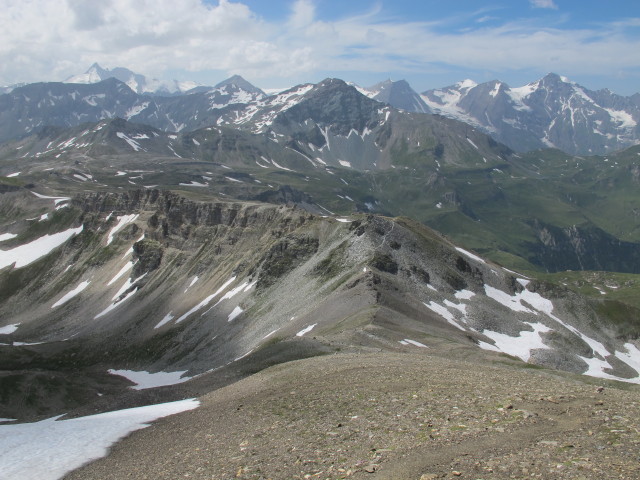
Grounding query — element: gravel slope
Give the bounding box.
[65,351,640,480]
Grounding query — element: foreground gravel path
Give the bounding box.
[65,352,640,480]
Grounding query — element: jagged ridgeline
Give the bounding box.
[1,188,639,420]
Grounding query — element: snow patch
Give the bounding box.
[51,281,90,308]
[0,323,20,335]
[175,276,236,323]
[423,301,465,331]
[227,306,243,322]
[184,276,199,293]
[480,322,551,362]
[107,261,134,286]
[0,399,199,480]
[296,324,317,337]
[455,247,486,264]
[31,192,70,206]
[106,214,138,246]
[108,369,192,390]
[0,226,83,270]
[179,181,208,187]
[116,132,144,152]
[454,289,475,300]
[466,138,479,150]
[399,339,428,348]
[154,312,175,329]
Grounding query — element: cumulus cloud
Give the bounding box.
[529,0,558,9]
[0,0,638,88]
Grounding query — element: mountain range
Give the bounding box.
[1,64,640,478]
[356,74,640,156]
[2,64,639,157]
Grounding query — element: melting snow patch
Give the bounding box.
[0,399,199,480]
[270,159,293,171]
[338,159,352,168]
[455,247,486,264]
[0,233,17,242]
[106,214,139,245]
[31,192,70,206]
[466,138,479,149]
[454,289,475,300]
[262,329,279,340]
[184,276,199,293]
[94,288,138,319]
[399,339,428,348]
[154,312,175,329]
[179,181,208,187]
[108,261,134,286]
[51,281,90,308]
[480,322,551,362]
[0,226,83,270]
[227,306,243,322]
[336,218,352,223]
[116,132,144,152]
[423,301,466,331]
[296,324,317,337]
[108,369,192,390]
[176,276,236,323]
[0,323,20,335]
[6,172,20,177]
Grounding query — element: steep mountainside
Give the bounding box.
[1,188,639,423]
[422,73,640,155]
[2,115,639,275]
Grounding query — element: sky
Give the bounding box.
[1,0,639,95]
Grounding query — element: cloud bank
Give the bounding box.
[0,0,639,89]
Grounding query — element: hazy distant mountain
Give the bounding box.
[64,63,205,96]
[422,73,640,155]
[214,74,266,96]
[358,79,430,114]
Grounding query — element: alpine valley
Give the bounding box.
[1,66,640,480]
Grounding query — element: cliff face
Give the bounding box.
[1,190,639,421]
[529,220,640,272]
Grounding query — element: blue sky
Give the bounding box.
[1,0,639,94]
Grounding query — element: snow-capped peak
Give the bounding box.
[64,63,204,96]
[457,79,478,90]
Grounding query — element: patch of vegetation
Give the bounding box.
[313,241,348,281]
[371,252,398,274]
[409,265,430,284]
[258,234,319,288]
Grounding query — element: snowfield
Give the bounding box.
[0,226,83,270]
[107,369,193,390]
[0,399,199,480]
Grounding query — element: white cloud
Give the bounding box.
[0,0,637,90]
[530,0,558,9]
[288,0,316,29]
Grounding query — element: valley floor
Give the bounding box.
[64,351,640,480]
